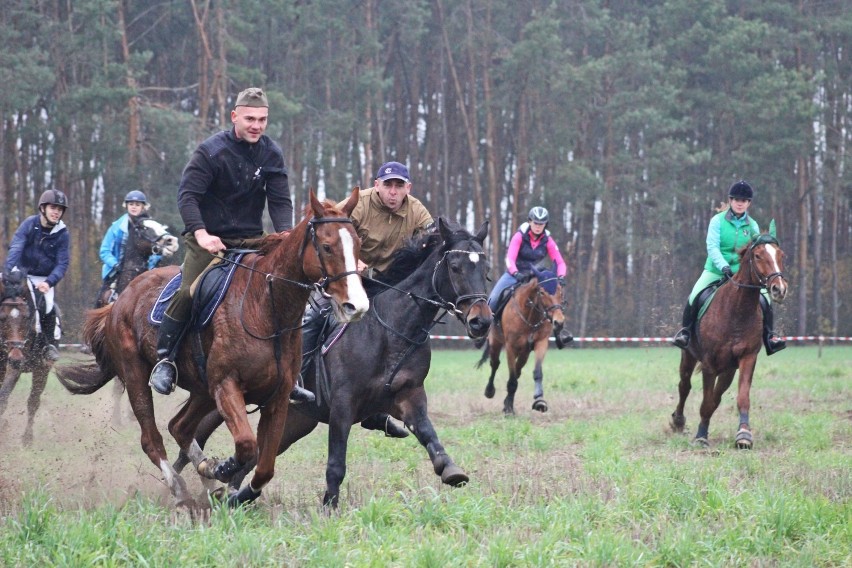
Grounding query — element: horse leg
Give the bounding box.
[167,394,220,495]
[0,369,22,421]
[734,356,758,449]
[397,386,468,487]
[670,350,697,433]
[531,339,549,413]
[111,379,126,427]
[503,347,525,416]
[203,378,256,486]
[123,369,196,510]
[324,406,356,508]
[226,391,291,508]
[694,368,719,447]
[174,409,224,474]
[484,335,503,399]
[23,364,50,445]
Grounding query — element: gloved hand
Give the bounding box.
[722,266,733,279]
[513,271,531,283]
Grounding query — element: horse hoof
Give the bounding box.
[441,464,469,486]
[22,430,33,446]
[734,428,753,450]
[532,398,548,413]
[484,385,495,399]
[207,486,228,504]
[502,407,515,417]
[692,436,709,448]
[669,413,686,432]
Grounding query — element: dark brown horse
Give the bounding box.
[55,191,368,511]
[176,219,493,507]
[476,277,566,415]
[95,216,179,308]
[670,231,788,449]
[0,269,55,445]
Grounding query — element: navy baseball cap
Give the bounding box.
[376,161,410,183]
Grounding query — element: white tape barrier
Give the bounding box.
[59,335,852,349]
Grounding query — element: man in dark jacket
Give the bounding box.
[148,87,300,396]
[4,189,71,361]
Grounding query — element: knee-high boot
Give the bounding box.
[148,314,187,395]
[672,301,698,349]
[40,310,60,361]
[759,295,786,355]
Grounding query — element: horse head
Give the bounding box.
[741,233,788,303]
[0,268,34,367]
[517,277,566,334]
[300,189,369,324]
[433,218,493,338]
[135,218,180,258]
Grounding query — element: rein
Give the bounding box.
[728,244,785,291]
[364,244,488,393]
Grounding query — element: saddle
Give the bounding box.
[148,250,251,329]
[691,277,727,343]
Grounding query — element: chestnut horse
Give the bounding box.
[476,277,566,415]
[55,191,368,511]
[0,269,55,444]
[669,230,788,449]
[177,219,493,507]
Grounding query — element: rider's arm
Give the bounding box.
[705,214,728,272]
[44,230,70,287]
[505,232,523,275]
[176,148,215,235]
[545,238,567,277]
[4,217,31,272]
[99,220,123,272]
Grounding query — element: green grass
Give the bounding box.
[0,346,849,566]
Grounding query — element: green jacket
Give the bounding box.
[703,209,760,276]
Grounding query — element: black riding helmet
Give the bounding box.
[728,180,753,200]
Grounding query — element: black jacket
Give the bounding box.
[177,128,293,238]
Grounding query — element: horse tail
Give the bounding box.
[54,306,117,395]
[474,342,490,369]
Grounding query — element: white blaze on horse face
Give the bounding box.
[10,308,20,319]
[142,219,180,256]
[338,227,369,317]
[764,244,788,299]
[468,252,480,263]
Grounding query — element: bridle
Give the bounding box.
[430,247,489,322]
[0,294,33,351]
[512,277,564,330]
[729,240,785,291]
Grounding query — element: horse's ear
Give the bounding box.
[341,187,360,217]
[769,219,777,239]
[474,221,489,245]
[309,190,324,218]
[437,217,452,243]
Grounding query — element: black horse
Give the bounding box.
[95,216,179,308]
[0,268,56,444]
[176,218,493,507]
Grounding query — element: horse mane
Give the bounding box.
[377,217,471,288]
[256,198,343,257]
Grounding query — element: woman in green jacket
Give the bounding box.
[672,180,786,355]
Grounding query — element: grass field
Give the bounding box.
[0,345,849,566]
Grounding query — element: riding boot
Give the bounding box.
[554,327,573,349]
[672,301,696,349]
[148,314,186,395]
[360,413,409,438]
[759,295,786,356]
[40,310,60,361]
[292,297,330,403]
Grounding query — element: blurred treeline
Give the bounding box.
[1,0,850,341]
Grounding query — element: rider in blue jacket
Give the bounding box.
[99,190,161,280]
[4,189,71,360]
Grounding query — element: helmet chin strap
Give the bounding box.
[40,206,64,228]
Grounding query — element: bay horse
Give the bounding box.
[55,191,369,511]
[95,216,179,308]
[669,230,788,449]
[476,277,566,415]
[0,268,55,445]
[176,218,493,507]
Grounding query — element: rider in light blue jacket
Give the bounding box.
[99,190,161,281]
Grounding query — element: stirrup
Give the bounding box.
[765,335,787,356]
[149,359,177,395]
[44,344,61,362]
[289,384,316,404]
[671,329,690,349]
